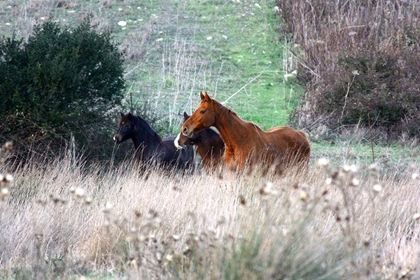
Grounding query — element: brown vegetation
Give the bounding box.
[1,142,419,278]
[277,0,420,139]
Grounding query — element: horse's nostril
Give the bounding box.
[182,126,188,136]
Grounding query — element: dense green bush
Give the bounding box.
[0,18,125,162]
[277,0,420,139]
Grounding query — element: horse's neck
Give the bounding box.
[212,102,249,152]
[194,130,212,156]
[131,117,162,154]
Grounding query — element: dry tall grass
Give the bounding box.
[1,142,419,279]
[277,0,420,137]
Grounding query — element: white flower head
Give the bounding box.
[317,158,329,167]
[372,184,382,192]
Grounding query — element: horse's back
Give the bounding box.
[264,126,310,163]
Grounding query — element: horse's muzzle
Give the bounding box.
[181,126,192,138]
[113,134,122,144]
[174,133,185,150]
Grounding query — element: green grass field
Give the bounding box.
[118,0,300,130]
[0,0,299,131]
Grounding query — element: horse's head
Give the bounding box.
[175,112,196,149]
[181,91,215,138]
[114,112,137,144]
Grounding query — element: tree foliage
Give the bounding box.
[0,18,125,161]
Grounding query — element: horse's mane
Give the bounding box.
[122,114,162,142]
[212,98,236,118]
[136,115,162,142]
[212,98,264,133]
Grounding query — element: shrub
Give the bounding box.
[321,51,420,136]
[0,17,125,162]
[276,0,420,139]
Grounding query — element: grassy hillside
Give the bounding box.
[0,0,299,132]
[1,0,417,163]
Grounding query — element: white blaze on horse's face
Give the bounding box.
[174,133,183,150]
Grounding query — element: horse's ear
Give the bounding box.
[183,112,190,120]
[204,91,211,102]
[200,91,211,102]
[131,114,138,130]
[120,112,124,117]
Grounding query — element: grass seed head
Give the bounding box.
[4,174,13,183]
[217,216,227,225]
[259,182,279,196]
[75,188,85,198]
[84,197,92,205]
[317,158,329,167]
[368,163,379,172]
[239,194,246,206]
[129,259,137,268]
[1,188,9,200]
[50,194,61,204]
[156,252,162,262]
[152,217,162,228]
[183,245,191,255]
[342,164,357,173]
[4,141,13,149]
[134,210,142,218]
[299,191,307,201]
[139,234,146,242]
[372,184,382,192]
[103,202,113,213]
[351,178,360,186]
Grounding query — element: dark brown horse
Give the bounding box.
[114,113,194,172]
[181,92,310,174]
[174,112,224,172]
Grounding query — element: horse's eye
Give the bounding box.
[200,110,206,115]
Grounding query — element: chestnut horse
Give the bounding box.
[181,92,310,174]
[174,112,224,172]
[114,113,194,172]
